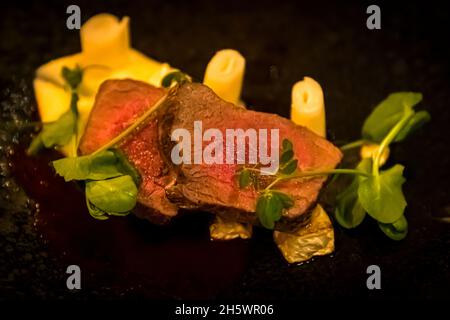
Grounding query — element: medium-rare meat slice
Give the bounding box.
[160,83,342,231]
[79,79,178,223]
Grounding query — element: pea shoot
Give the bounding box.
[336,92,429,240]
[239,92,430,240]
[27,65,83,156]
[51,89,169,219]
[52,149,140,220]
[238,138,298,229]
[161,71,191,88]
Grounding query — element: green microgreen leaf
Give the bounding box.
[161,71,191,88]
[52,147,141,219]
[394,110,431,142]
[335,181,366,229]
[362,92,422,143]
[280,149,294,165]
[256,192,283,229]
[27,66,82,155]
[279,159,298,175]
[52,150,122,181]
[85,175,137,214]
[272,191,294,209]
[52,149,141,183]
[239,168,252,188]
[86,198,109,221]
[358,164,407,224]
[239,92,428,239]
[27,106,77,155]
[27,134,45,156]
[41,105,77,147]
[282,138,293,151]
[61,65,83,90]
[334,159,371,228]
[378,215,408,240]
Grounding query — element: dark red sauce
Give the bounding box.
[12,146,250,299]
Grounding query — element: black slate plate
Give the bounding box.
[1,0,449,302]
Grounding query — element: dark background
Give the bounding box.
[0,0,449,302]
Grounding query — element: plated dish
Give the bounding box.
[25,13,430,266]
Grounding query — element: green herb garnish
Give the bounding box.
[161,71,191,88]
[341,92,430,150]
[239,92,429,240]
[50,90,168,219]
[334,159,371,228]
[238,139,368,229]
[378,215,408,240]
[85,175,138,217]
[52,149,140,220]
[27,66,83,156]
[238,140,368,229]
[336,92,429,239]
[358,163,407,224]
[238,138,296,228]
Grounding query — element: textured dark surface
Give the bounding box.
[1,0,449,301]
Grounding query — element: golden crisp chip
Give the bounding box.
[274,205,334,263]
[210,215,253,240]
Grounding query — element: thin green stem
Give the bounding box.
[91,92,169,156]
[242,167,261,173]
[372,106,414,175]
[264,168,371,191]
[70,90,79,157]
[264,177,282,191]
[340,139,366,151]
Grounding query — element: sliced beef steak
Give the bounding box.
[79,79,178,223]
[79,79,341,231]
[160,83,342,231]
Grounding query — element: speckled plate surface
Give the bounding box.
[1,0,449,301]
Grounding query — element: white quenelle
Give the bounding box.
[203,49,245,105]
[34,13,175,156]
[291,77,326,137]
